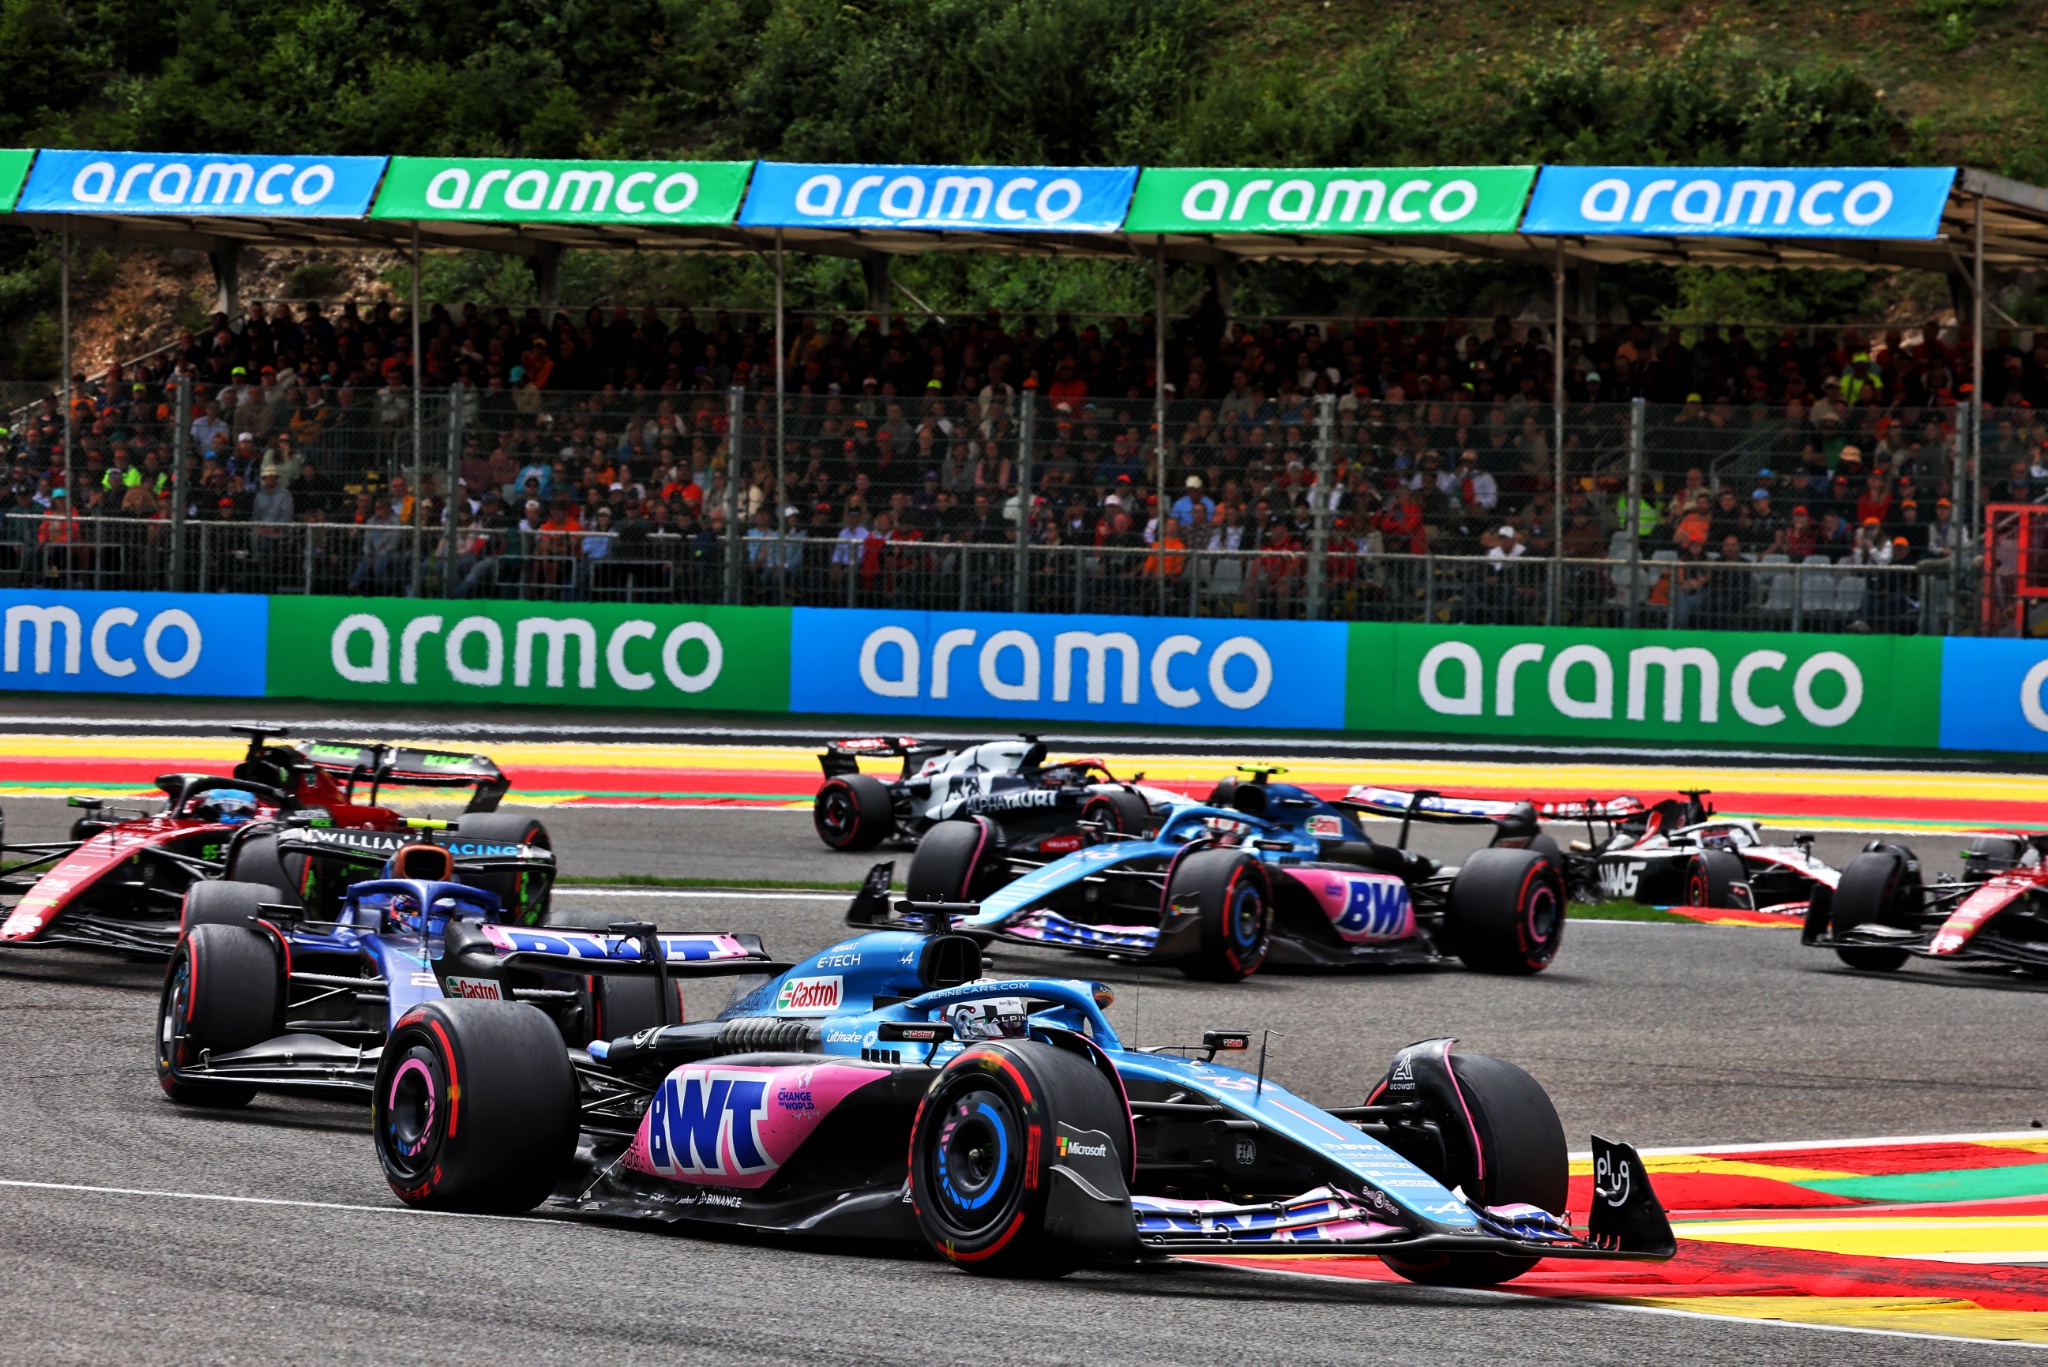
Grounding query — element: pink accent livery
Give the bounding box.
[625,1062,888,1188]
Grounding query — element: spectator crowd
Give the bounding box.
[0,292,2031,626]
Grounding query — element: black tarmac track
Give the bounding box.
[3,797,2045,1363]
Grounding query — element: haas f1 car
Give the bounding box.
[812,735,1172,852]
[1348,787,1837,916]
[852,768,1567,981]
[158,841,777,1107]
[0,727,547,956]
[1806,833,2048,973]
[365,918,1674,1284]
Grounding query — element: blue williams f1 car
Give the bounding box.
[850,767,1565,981]
[368,915,1674,1284]
[156,842,782,1107]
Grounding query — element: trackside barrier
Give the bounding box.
[5,589,2048,755]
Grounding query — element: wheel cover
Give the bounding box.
[926,1085,1022,1238]
[1686,863,1709,907]
[380,1043,446,1182]
[816,787,856,844]
[1229,883,1266,950]
[1524,880,1562,956]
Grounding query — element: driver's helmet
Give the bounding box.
[195,788,260,825]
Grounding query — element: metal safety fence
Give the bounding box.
[0,374,1994,634]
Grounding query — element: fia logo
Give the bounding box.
[1233,1138,1258,1166]
[1595,1151,1634,1208]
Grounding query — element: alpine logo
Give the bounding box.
[1389,1054,1415,1089]
[646,1068,771,1178]
[773,976,844,1014]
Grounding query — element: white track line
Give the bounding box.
[1217,1261,2048,1352]
[0,1178,554,1223]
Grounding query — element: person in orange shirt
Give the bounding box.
[1142,516,1187,578]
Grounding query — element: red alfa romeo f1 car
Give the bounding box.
[0,726,537,956]
[1806,834,2048,973]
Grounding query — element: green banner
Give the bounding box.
[1125,166,1535,234]
[1347,623,1942,749]
[0,150,35,211]
[371,157,752,225]
[267,598,789,711]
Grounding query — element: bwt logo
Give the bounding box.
[3,604,203,680]
[646,1069,770,1178]
[70,159,344,208]
[857,627,1275,711]
[1416,641,1863,729]
[1576,176,1896,229]
[1330,877,1412,940]
[792,171,1087,223]
[329,613,722,694]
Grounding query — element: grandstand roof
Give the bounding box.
[8,167,2048,275]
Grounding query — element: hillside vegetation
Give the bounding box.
[0,0,2042,372]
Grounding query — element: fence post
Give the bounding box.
[1625,396,1645,631]
[1423,552,1435,623]
[302,523,314,595]
[1307,394,1333,620]
[1791,564,1804,633]
[443,390,465,598]
[170,374,190,592]
[1014,389,1034,613]
[724,386,744,605]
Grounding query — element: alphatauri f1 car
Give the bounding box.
[858,768,1566,981]
[1347,787,1838,916]
[1806,833,2048,973]
[0,727,542,956]
[812,735,1173,852]
[157,842,778,1107]
[366,919,1675,1285]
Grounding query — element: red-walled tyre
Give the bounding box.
[156,924,280,1108]
[1444,848,1565,974]
[1166,847,1271,982]
[814,774,895,851]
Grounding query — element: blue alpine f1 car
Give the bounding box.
[850,767,1565,981]
[156,841,780,1107]
[367,915,1674,1284]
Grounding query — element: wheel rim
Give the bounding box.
[927,1085,1020,1237]
[817,787,855,844]
[1686,864,1709,906]
[1229,883,1265,950]
[158,959,192,1073]
[380,1044,445,1181]
[1525,881,1562,952]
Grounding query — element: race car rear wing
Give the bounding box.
[299,741,511,812]
[819,736,950,779]
[1339,786,1535,826]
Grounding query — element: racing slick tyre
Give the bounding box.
[1528,833,1565,879]
[224,832,294,893]
[910,1039,1129,1278]
[156,924,280,1108]
[1166,847,1271,982]
[180,879,292,935]
[1383,1051,1569,1288]
[373,998,578,1213]
[1080,788,1154,838]
[452,813,554,925]
[535,907,679,1040]
[68,816,109,841]
[1830,846,1917,972]
[1683,849,1752,911]
[907,817,999,906]
[814,774,896,851]
[1443,848,1565,975]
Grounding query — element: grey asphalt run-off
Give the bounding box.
[0,706,2042,1361]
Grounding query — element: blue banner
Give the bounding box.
[0,590,265,696]
[1521,166,1954,238]
[18,150,387,217]
[788,609,1346,729]
[739,163,1136,232]
[1937,638,2048,752]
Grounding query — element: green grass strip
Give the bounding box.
[558,873,871,891]
[1569,899,1696,923]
